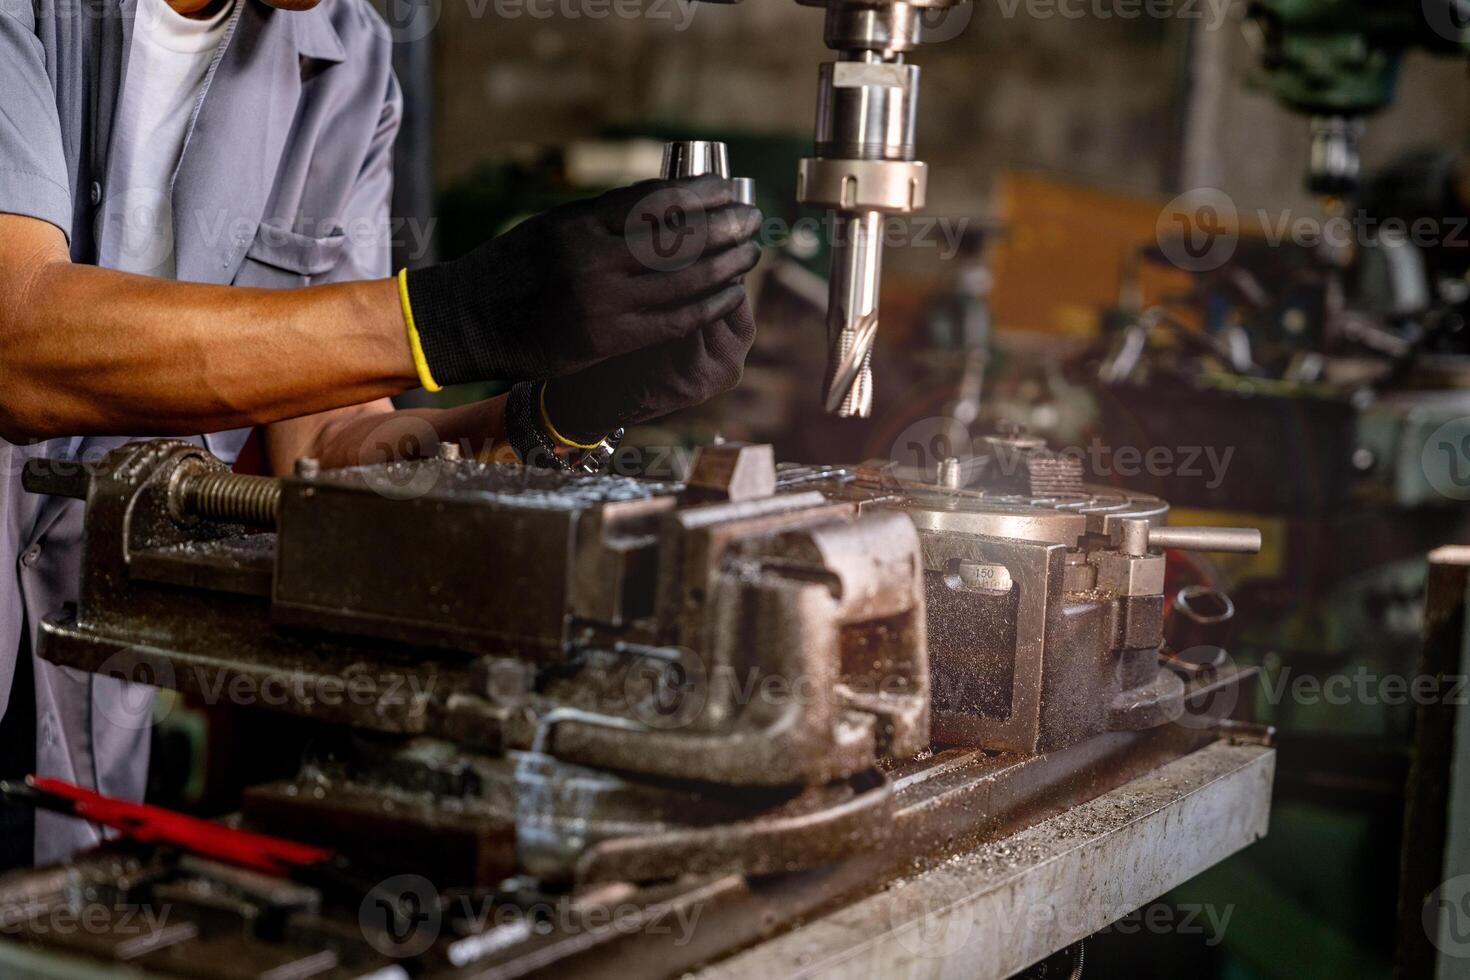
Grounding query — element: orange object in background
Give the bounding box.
[989,171,1197,338]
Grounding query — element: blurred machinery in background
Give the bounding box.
[1245,0,1470,198]
[911,224,996,428]
[952,165,1470,980]
[928,137,1468,975]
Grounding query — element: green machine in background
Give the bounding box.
[1246,0,1470,196]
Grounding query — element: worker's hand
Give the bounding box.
[541,296,757,440]
[403,176,762,387]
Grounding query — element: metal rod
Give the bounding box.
[1148,526,1262,554]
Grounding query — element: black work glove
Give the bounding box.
[404,176,762,387]
[542,297,757,442]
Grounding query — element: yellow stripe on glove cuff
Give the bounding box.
[397,268,443,393]
[540,382,604,450]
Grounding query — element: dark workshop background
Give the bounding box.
[429,1,1466,218]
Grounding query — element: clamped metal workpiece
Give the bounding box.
[24,439,929,883]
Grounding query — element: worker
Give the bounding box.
[0,0,762,868]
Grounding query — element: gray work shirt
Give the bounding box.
[0,0,400,863]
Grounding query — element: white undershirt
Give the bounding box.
[102,0,235,278]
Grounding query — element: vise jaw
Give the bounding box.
[25,439,929,790]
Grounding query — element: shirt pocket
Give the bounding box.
[235,220,348,287]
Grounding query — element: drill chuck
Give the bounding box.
[800,11,935,418]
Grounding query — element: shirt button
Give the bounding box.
[20,546,41,567]
[89,182,102,205]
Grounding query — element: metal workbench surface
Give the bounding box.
[696,739,1275,980]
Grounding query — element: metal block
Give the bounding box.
[1091,551,1166,597]
[271,462,678,657]
[922,531,1064,754]
[1116,593,1166,650]
[683,443,777,502]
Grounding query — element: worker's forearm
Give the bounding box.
[304,397,510,473]
[0,260,417,441]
